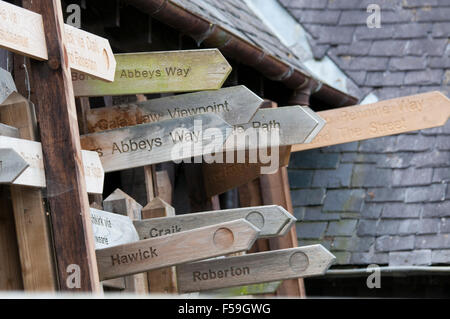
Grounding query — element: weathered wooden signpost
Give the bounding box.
[292,91,450,152]
[0,136,104,194]
[96,219,259,281]
[73,49,231,96]
[0,148,28,184]
[177,245,335,293]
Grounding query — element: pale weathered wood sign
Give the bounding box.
[177,245,335,293]
[0,136,104,194]
[203,281,282,297]
[64,24,116,82]
[0,123,19,137]
[0,67,19,105]
[86,86,263,131]
[96,219,259,281]
[0,1,116,81]
[133,205,296,240]
[0,148,29,183]
[0,0,48,60]
[72,49,232,96]
[293,91,450,152]
[80,113,232,172]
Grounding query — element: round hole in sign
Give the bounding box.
[103,48,110,70]
[245,211,265,230]
[289,252,309,272]
[213,227,234,249]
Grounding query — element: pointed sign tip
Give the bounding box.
[0,148,29,184]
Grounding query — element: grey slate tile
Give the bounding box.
[436,136,450,151]
[323,189,366,212]
[416,7,450,22]
[404,70,444,85]
[411,151,450,168]
[332,236,374,252]
[350,252,389,265]
[333,252,352,265]
[365,72,405,86]
[291,189,326,206]
[339,10,371,26]
[405,39,448,56]
[422,201,450,217]
[288,170,314,188]
[354,25,398,40]
[392,168,433,186]
[393,23,432,38]
[396,134,436,152]
[376,153,413,168]
[382,203,423,218]
[326,219,358,236]
[390,56,427,71]
[432,22,450,37]
[419,219,441,234]
[366,188,407,202]
[369,40,408,56]
[362,203,384,219]
[359,136,397,153]
[415,234,450,249]
[281,0,328,9]
[296,10,341,25]
[376,235,415,252]
[293,207,305,220]
[431,250,450,263]
[346,57,390,71]
[432,168,450,182]
[312,164,353,188]
[389,250,432,266]
[302,207,340,221]
[376,219,420,235]
[405,184,446,203]
[352,164,392,187]
[290,151,340,169]
[296,222,327,239]
[358,220,379,236]
[429,57,450,69]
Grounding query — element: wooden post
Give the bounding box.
[103,189,149,294]
[142,197,178,294]
[24,0,100,292]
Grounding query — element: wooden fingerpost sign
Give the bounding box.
[85,85,263,132]
[133,205,296,240]
[80,113,232,172]
[96,219,259,281]
[177,245,335,293]
[293,91,450,152]
[0,148,29,183]
[0,136,104,194]
[73,49,232,97]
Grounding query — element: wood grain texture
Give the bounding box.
[134,205,295,239]
[0,136,104,194]
[73,49,232,96]
[0,185,23,290]
[25,0,100,292]
[177,245,335,293]
[86,86,262,132]
[202,145,291,197]
[142,196,178,294]
[80,113,232,172]
[103,189,148,294]
[293,91,450,152]
[96,219,260,281]
[0,148,29,183]
[203,281,282,297]
[0,123,19,137]
[64,24,116,82]
[0,1,48,60]
[0,86,56,291]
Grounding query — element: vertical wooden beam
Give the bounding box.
[24,0,100,292]
[184,163,220,212]
[142,197,178,294]
[103,189,148,294]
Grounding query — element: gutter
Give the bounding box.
[124,0,359,108]
[324,266,450,278]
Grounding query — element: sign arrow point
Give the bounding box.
[0,148,29,184]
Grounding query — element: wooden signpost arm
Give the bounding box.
[24,0,100,292]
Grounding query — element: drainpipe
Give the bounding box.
[125,0,358,108]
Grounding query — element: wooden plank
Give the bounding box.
[142,197,178,294]
[85,86,262,132]
[0,1,48,60]
[0,2,116,81]
[177,245,335,293]
[80,113,232,172]
[134,205,296,240]
[103,189,148,294]
[293,91,450,152]
[0,148,29,183]
[0,136,104,194]
[204,281,282,297]
[202,145,292,197]
[73,49,232,97]
[0,76,56,291]
[96,219,259,281]
[64,24,116,82]
[25,0,100,292]
[0,123,19,137]
[0,185,23,290]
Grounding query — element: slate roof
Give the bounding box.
[171,0,309,74]
[280,0,450,266]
